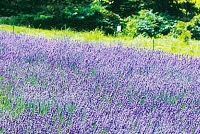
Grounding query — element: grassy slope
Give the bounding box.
[0,24,200,57]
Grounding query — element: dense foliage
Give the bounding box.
[0,32,200,133]
[0,0,199,37]
[188,16,200,40]
[100,0,141,18]
[141,0,198,21]
[124,10,176,38]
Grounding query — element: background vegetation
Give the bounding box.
[0,0,200,41]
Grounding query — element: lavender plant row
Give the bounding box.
[0,31,200,133]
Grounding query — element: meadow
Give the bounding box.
[1,24,200,58]
[0,31,200,133]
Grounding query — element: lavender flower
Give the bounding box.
[0,31,200,133]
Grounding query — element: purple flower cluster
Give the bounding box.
[0,31,200,133]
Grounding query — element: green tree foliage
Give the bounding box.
[0,0,199,37]
[101,0,141,18]
[0,0,45,16]
[141,0,199,21]
[170,21,192,42]
[0,0,122,34]
[124,10,176,38]
[59,0,104,30]
[140,0,178,14]
[0,0,17,16]
[187,15,200,40]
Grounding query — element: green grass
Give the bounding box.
[0,24,200,57]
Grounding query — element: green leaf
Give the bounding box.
[129,127,132,132]
[86,73,90,79]
[25,77,30,83]
[95,87,98,93]
[0,127,5,133]
[7,86,11,92]
[0,96,9,107]
[109,97,112,104]
[92,69,95,76]
[68,105,72,113]
[182,103,186,109]
[134,122,137,128]
[165,93,168,102]
[24,102,28,110]
[0,75,5,81]
[116,81,119,88]
[74,69,77,74]
[83,109,86,117]
[140,99,144,104]
[93,123,97,130]
[30,81,34,86]
[117,100,121,106]
[188,76,192,82]
[32,104,35,114]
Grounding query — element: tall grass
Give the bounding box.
[0,24,200,57]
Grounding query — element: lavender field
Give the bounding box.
[0,32,200,133]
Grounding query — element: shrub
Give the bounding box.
[101,11,122,35]
[0,14,53,29]
[123,10,176,38]
[170,21,192,43]
[187,15,200,40]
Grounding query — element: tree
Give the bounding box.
[179,1,199,21]
[140,0,199,21]
[101,0,141,18]
[0,0,16,16]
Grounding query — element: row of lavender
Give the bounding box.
[0,32,200,133]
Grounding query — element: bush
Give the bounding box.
[187,15,200,40]
[123,10,176,38]
[100,11,122,35]
[14,15,34,26]
[170,21,192,43]
[0,14,52,29]
[0,17,11,24]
